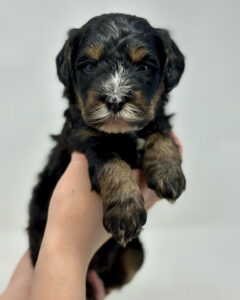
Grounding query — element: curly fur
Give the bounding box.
[27,13,186,299]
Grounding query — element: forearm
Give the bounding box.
[30,240,87,300]
[30,207,102,300]
[30,154,110,300]
[1,251,33,300]
[2,133,181,300]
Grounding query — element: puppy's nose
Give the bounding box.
[103,95,126,113]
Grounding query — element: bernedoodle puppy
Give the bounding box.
[27,13,186,298]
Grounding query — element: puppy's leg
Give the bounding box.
[143,132,186,202]
[86,146,146,247]
[88,237,144,297]
[101,158,146,246]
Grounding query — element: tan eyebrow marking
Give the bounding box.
[86,44,103,61]
[128,45,149,62]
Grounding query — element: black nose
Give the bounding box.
[101,95,127,113]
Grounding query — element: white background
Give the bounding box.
[0,0,240,299]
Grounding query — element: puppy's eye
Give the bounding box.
[139,64,150,73]
[83,63,95,73]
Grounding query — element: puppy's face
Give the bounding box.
[57,14,184,133]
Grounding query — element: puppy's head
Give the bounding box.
[56,13,184,133]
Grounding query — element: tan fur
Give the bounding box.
[86,44,103,61]
[105,246,143,294]
[99,158,142,207]
[121,248,143,283]
[81,90,108,124]
[100,119,138,133]
[143,132,185,201]
[149,83,165,119]
[83,90,149,132]
[100,158,145,246]
[77,128,104,141]
[144,132,181,164]
[131,90,149,114]
[129,45,148,62]
[67,46,72,61]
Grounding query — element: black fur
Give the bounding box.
[27,13,185,298]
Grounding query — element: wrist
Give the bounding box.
[41,227,89,271]
[44,197,110,265]
[31,236,88,300]
[38,236,90,275]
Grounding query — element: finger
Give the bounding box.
[132,169,146,191]
[170,131,183,156]
[71,151,87,162]
[144,189,160,210]
[87,270,106,300]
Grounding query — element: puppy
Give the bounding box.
[27,13,186,298]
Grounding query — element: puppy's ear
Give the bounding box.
[56,29,79,88]
[156,29,185,92]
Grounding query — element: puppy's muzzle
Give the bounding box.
[100,95,127,113]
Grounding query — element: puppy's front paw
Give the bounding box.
[146,161,186,202]
[103,194,146,247]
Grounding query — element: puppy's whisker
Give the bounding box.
[119,103,144,122]
[86,104,111,124]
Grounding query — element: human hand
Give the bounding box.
[2,132,182,300]
[0,164,161,300]
[45,150,166,265]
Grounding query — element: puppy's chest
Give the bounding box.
[108,133,146,168]
[136,137,146,151]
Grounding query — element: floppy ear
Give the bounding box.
[56,29,79,89]
[156,29,185,92]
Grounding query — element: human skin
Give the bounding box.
[29,153,159,300]
[1,132,182,300]
[0,154,158,300]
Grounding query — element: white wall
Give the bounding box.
[0,0,240,299]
